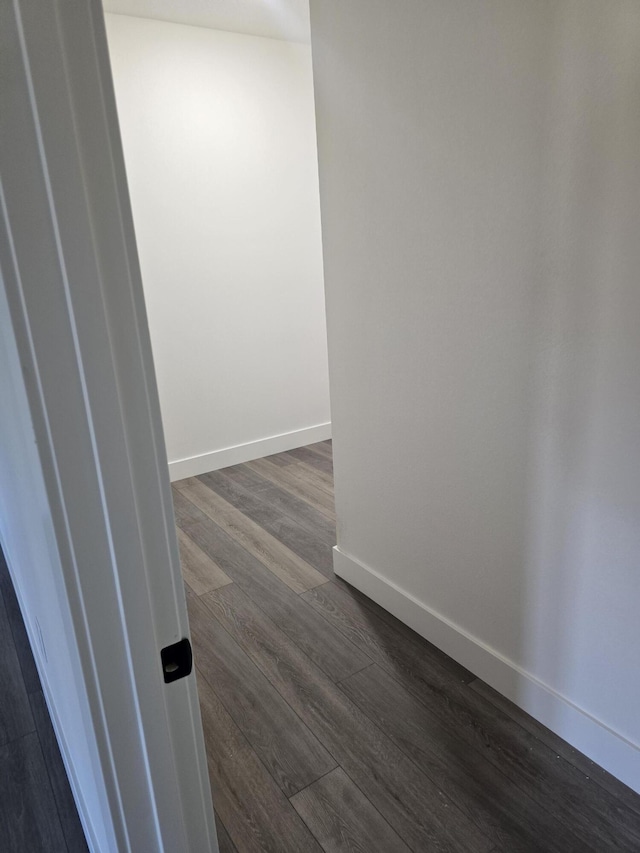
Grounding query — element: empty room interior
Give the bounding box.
[1,0,640,851]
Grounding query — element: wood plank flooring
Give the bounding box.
[2,441,638,852]
[0,549,88,853]
[177,440,640,853]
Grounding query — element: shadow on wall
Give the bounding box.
[520,1,640,751]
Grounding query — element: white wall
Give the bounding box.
[311,0,640,791]
[105,14,330,479]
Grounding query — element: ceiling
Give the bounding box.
[102,0,310,44]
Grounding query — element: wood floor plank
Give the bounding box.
[288,460,334,496]
[285,446,334,476]
[263,451,294,467]
[302,584,640,852]
[195,668,322,853]
[177,527,232,596]
[198,471,277,527]
[174,477,326,593]
[29,691,88,852]
[290,767,410,853]
[341,665,594,853]
[0,733,67,853]
[302,580,475,689]
[214,812,237,853]
[219,464,336,546]
[304,440,334,460]
[470,678,640,820]
[261,515,333,577]
[188,593,336,796]
[201,583,494,853]
[173,490,368,682]
[442,685,640,852]
[0,551,41,694]
[246,458,336,521]
[199,471,334,576]
[0,593,35,746]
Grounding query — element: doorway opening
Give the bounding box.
[102,2,339,847]
[103,2,331,484]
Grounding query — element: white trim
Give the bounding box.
[333,545,640,795]
[168,423,332,481]
[1,1,217,849]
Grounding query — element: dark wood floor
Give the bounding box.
[0,550,88,852]
[2,441,639,852]
[175,440,640,853]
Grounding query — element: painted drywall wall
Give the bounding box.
[105,14,330,479]
[311,0,640,790]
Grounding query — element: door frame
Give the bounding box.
[0,1,217,849]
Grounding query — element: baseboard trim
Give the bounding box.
[168,423,332,481]
[333,545,640,795]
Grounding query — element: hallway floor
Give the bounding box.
[2,443,639,851]
[174,441,640,853]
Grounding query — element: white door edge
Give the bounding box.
[0,1,217,850]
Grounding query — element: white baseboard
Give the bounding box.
[168,423,332,482]
[333,545,640,795]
